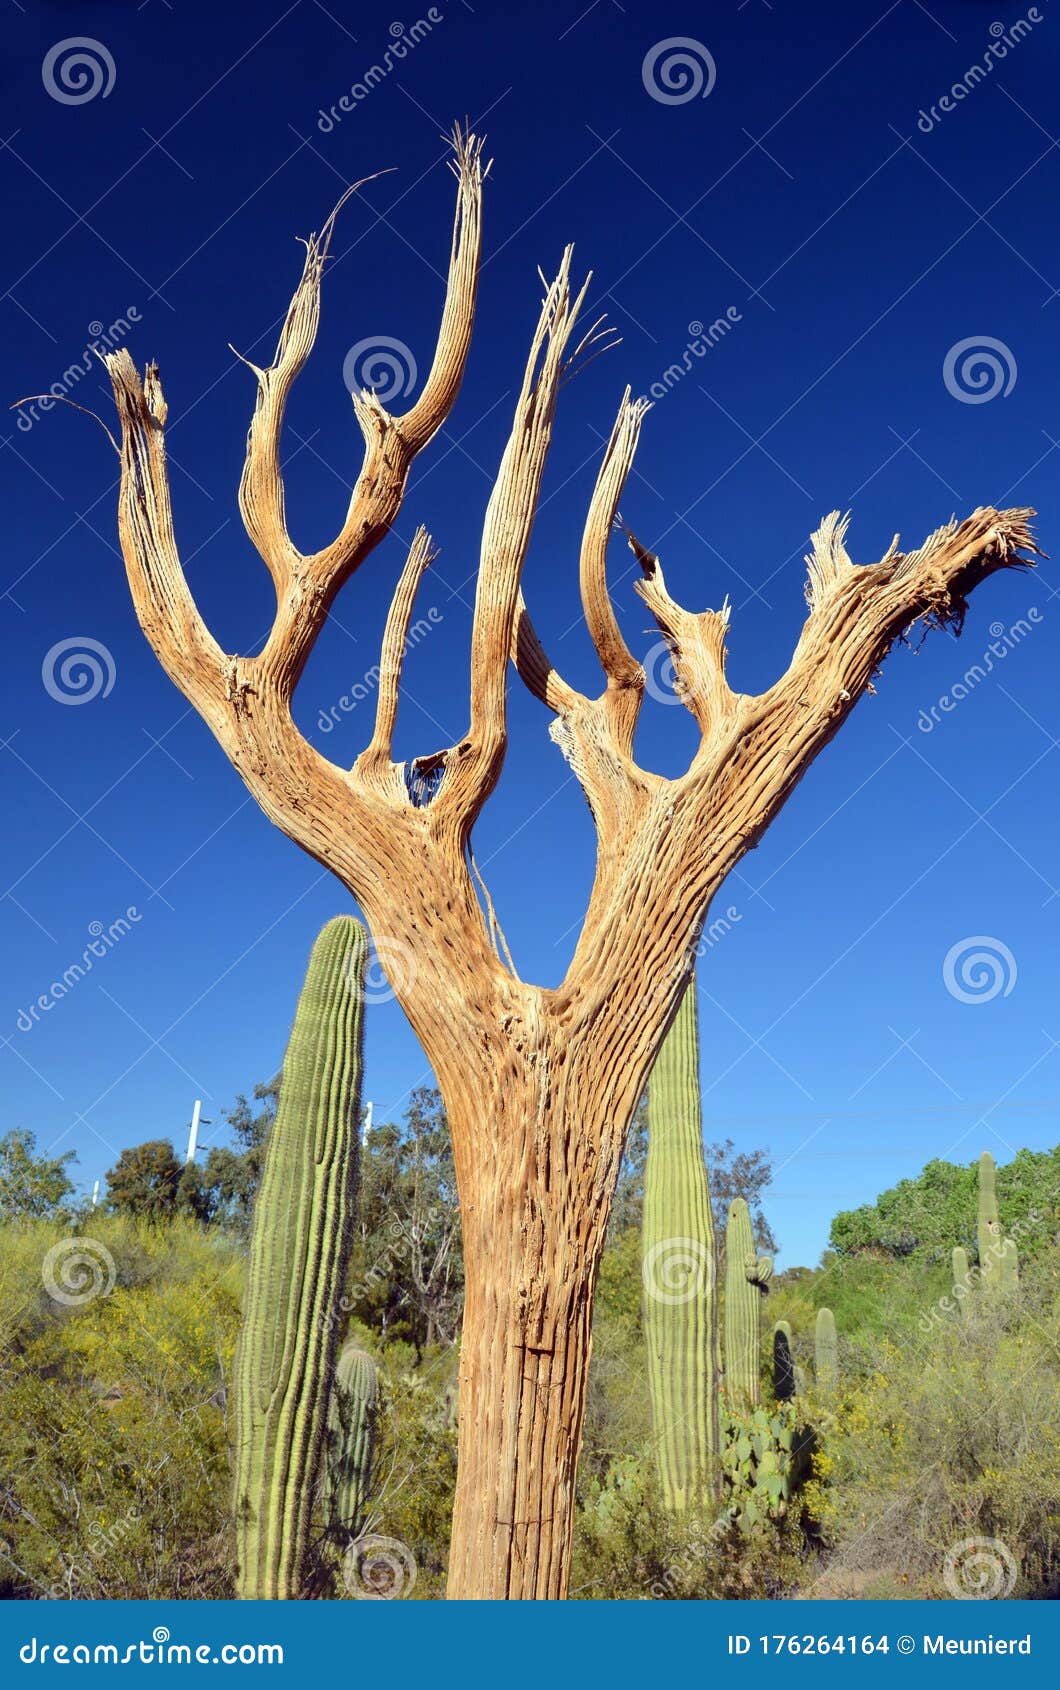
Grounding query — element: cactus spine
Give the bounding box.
[233,917,367,1599]
[641,981,720,1510]
[724,1198,771,1411]
[773,1320,795,1402]
[814,1307,837,1391]
[327,1344,378,1545]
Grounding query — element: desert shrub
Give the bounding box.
[802,1255,1060,1599]
[0,1216,241,1598]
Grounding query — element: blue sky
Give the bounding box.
[1,0,1058,1266]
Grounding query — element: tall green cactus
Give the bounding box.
[773,1320,795,1402]
[326,1344,378,1545]
[233,916,367,1599]
[724,1198,771,1411]
[977,1150,1011,1295]
[641,981,720,1511]
[814,1307,837,1391]
[1001,1238,1019,1295]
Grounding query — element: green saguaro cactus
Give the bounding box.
[977,1150,1005,1294]
[814,1307,838,1391]
[641,980,720,1511]
[326,1344,378,1546]
[952,1245,971,1320]
[233,916,367,1599]
[724,1198,771,1412]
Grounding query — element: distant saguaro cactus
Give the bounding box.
[977,1149,1017,1295]
[327,1344,378,1545]
[724,1198,771,1411]
[814,1307,838,1391]
[773,1321,795,1402]
[232,916,367,1599]
[952,1245,971,1320]
[641,981,719,1510]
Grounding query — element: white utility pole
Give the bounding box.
[362,1099,374,1145]
[91,1179,100,1207]
[185,1099,211,1163]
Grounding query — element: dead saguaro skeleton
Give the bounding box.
[97,127,1037,1599]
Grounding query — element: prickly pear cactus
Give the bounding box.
[722,1405,799,1535]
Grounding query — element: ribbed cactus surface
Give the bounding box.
[641,981,719,1510]
[326,1344,378,1544]
[724,1198,769,1412]
[814,1307,837,1391]
[233,916,367,1599]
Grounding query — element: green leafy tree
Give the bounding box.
[200,1080,278,1233]
[105,1140,209,1221]
[0,1130,76,1220]
[347,1087,462,1354]
[829,1147,1060,1261]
